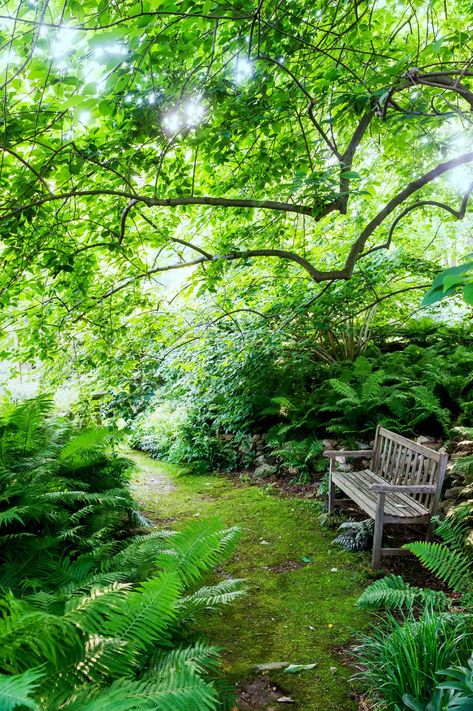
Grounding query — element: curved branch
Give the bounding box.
[381,68,473,117]
[361,182,473,258]
[342,151,473,276]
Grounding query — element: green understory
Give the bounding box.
[130,451,370,710]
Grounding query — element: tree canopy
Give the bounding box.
[0,0,472,373]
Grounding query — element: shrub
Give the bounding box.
[127,331,473,471]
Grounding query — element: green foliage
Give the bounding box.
[130,331,473,471]
[403,654,473,710]
[0,396,243,709]
[0,668,43,710]
[449,427,473,484]
[423,261,473,307]
[332,519,373,553]
[0,0,470,374]
[402,505,473,606]
[355,611,473,710]
[357,506,473,709]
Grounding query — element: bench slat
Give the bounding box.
[332,469,430,520]
[376,427,443,461]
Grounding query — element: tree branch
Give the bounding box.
[361,182,473,258]
[0,145,54,195]
[0,189,316,220]
[342,151,473,277]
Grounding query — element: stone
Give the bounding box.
[254,454,267,466]
[335,455,346,464]
[254,464,277,478]
[323,439,337,449]
[287,467,299,476]
[356,442,372,450]
[336,462,353,472]
[460,483,473,498]
[416,435,435,445]
[424,441,443,451]
[444,486,464,500]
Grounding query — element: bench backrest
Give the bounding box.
[372,426,448,513]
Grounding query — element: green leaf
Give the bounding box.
[463,282,473,305]
[340,171,360,179]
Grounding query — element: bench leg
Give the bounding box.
[426,520,434,542]
[372,493,385,569]
[328,471,335,514]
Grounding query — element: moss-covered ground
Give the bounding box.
[130,451,371,710]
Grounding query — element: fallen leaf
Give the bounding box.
[284,663,317,673]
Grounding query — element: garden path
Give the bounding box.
[130,450,369,711]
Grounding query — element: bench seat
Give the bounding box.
[332,468,430,523]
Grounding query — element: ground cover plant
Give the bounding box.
[0,396,244,709]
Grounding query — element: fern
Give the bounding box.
[60,672,219,711]
[404,542,473,596]
[157,519,240,586]
[0,396,243,710]
[435,505,472,553]
[0,668,44,710]
[357,574,449,612]
[328,378,358,400]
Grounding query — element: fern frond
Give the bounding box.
[59,428,118,466]
[157,519,240,587]
[150,641,222,676]
[328,379,358,400]
[357,574,449,612]
[361,370,386,400]
[0,668,44,710]
[404,542,473,594]
[434,505,473,553]
[179,578,246,617]
[100,572,181,649]
[59,671,219,711]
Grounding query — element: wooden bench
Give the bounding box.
[323,426,448,568]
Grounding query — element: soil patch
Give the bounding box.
[267,559,305,573]
[237,678,293,710]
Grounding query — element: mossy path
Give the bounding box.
[130,451,370,711]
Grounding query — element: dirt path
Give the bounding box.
[129,450,369,711]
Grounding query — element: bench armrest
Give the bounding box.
[370,484,436,494]
[323,449,374,459]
